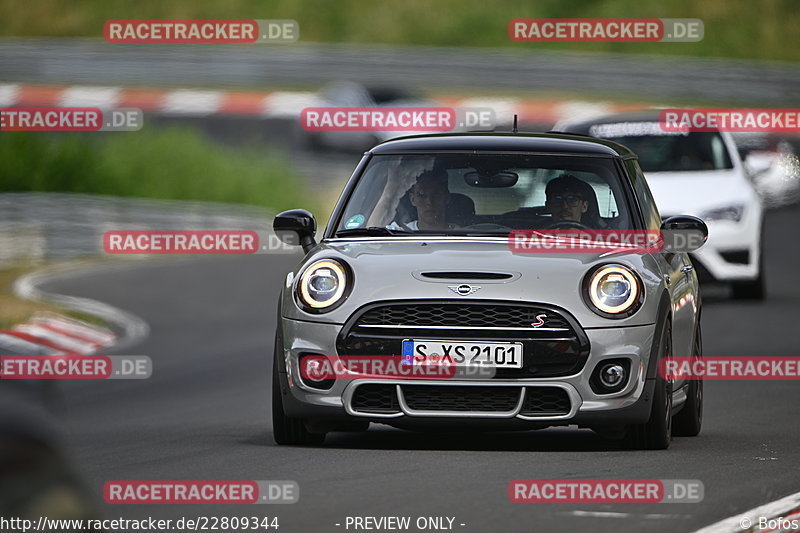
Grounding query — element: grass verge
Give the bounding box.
[0,128,316,214]
[0,265,62,330]
[0,0,798,62]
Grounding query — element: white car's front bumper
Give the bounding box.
[689,205,762,281]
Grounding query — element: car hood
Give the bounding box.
[281,238,667,328]
[644,168,758,217]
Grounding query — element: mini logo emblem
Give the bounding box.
[449,284,481,296]
[531,313,547,328]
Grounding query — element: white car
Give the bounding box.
[733,133,800,209]
[557,112,765,299]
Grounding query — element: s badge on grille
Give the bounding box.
[448,284,481,296]
[531,313,547,327]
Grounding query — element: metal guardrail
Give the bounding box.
[1,39,799,104]
[0,193,292,265]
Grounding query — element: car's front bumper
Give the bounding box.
[685,211,762,282]
[277,317,659,429]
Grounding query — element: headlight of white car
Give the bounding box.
[296,259,350,312]
[701,204,744,223]
[583,264,643,318]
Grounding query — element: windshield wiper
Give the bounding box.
[335,226,414,237]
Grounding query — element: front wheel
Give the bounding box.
[672,324,703,436]
[625,322,673,450]
[271,334,326,446]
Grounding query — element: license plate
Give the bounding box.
[402,339,523,368]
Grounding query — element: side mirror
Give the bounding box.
[274,209,317,253]
[660,215,709,252]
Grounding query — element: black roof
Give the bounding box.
[369,132,636,158]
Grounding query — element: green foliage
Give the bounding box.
[0,0,797,61]
[0,129,313,212]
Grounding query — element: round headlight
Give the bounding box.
[297,259,349,311]
[585,264,642,317]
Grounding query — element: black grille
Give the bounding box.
[338,300,590,378]
[520,387,571,416]
[357,303,570,330]
[351,384,399,414]
[720,250,750,265]
[420,272,513,280]
[401,385,520,412]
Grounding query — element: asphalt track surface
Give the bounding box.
[42,202,800,533]
[3,39,800,104]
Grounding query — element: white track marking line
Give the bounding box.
[0,84,20,106]
[161,90,223,116]
[31,312,116,344]
[693,490,800,532]
[262,91,322,117]
[0,332,65,355]
[12,324,97,354]
[13,262,149,353]
[59,86,121,108]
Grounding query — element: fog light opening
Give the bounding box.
[590,359,630,394]
[298,354,336,391]
[600,363,626,388]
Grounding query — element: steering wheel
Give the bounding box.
[545,220,591,230]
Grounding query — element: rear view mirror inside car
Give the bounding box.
[463,170,519,187]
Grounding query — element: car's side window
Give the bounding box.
[626,159,662,230]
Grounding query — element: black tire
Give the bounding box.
[271,334,326,446]
[732,247,765,300]
[625,321,673,450]
[672,324,703,437]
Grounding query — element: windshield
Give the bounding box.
[589,122,733,172]
[333,154,635,236]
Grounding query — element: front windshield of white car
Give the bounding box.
[589,122,734,172]
[334,153,635,236]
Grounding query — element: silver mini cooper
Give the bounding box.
[272,132,707,449]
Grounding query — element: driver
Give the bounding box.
[545,174,590,224]
[389,169,452,230]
